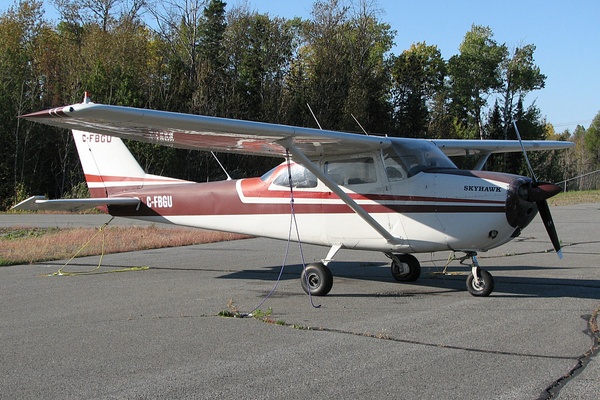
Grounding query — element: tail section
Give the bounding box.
[72,130,189,197]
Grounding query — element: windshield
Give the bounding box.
[387,139,456,177]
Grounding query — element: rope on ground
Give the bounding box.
[46,216,149,277]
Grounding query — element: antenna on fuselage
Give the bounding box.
[210,151,232,181]
[512,120,538,183]
[306,103,322,130]
[351,113,369,136]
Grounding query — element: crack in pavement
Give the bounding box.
[538,306,600,399]
[279,322,578,361]
[261,308,598,399]
[218,307,578,361]
[239,277,600,398]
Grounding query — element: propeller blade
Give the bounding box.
[536,199,563,259]
[528,182,562,202]
[513,121,563,259]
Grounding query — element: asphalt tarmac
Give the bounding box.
[1,204,598,399]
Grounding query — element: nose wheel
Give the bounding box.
[464,253,494,296]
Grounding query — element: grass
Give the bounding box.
[548,190,600,206]
[0,225,248,266]
[218,300,285,325]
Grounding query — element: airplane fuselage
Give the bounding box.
[106,163,536,255]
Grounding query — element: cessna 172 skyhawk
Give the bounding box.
[14,94,573,296]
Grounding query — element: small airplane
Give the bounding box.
[14,93,573,296]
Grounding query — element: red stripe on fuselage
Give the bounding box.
[239,177,505,205]
[107,177,506,218]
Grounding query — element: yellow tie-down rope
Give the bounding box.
[47,217,149,276]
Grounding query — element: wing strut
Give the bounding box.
[285,144,402,245]
[473,152,492,170]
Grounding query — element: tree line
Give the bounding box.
[0,0,596,210]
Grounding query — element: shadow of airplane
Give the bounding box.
[35,252,599,300]
[216,260,600,300]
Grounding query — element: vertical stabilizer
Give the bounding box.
[72,130,187,197]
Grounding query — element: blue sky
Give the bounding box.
[242,0,599,133]
[16,0,600,132]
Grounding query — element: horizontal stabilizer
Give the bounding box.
[12,196,140,212]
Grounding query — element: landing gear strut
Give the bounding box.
[465,252,494,296]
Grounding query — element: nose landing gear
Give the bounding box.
[464,252,495,296]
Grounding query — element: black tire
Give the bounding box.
[300,262,333,296]
[391,254,421,282]
[466,269,494,296]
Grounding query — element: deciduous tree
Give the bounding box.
[498,44,546,140]
[448,25,507,139]
[390,42,445,137]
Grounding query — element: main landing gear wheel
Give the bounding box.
[390,254,421,282]
[466,269,494,297]
[300,262,333,296]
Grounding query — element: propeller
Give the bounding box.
[513,121,563,259]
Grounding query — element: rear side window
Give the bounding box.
[324,157,376,186]
[272,163,318,188]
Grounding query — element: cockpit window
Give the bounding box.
[382,148,408,181]
[272,163,318,188]
[324,157,376,186]
[388,139,456,177]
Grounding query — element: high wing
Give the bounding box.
[429,139,573,157]
[20,100,573,160]
[429,139,573,170]
[20,101,389,159]
[12,196,140,212]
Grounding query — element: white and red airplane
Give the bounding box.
[14,94,573,296]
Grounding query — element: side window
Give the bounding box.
[324,157,377,186]
[272,164,318,189]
